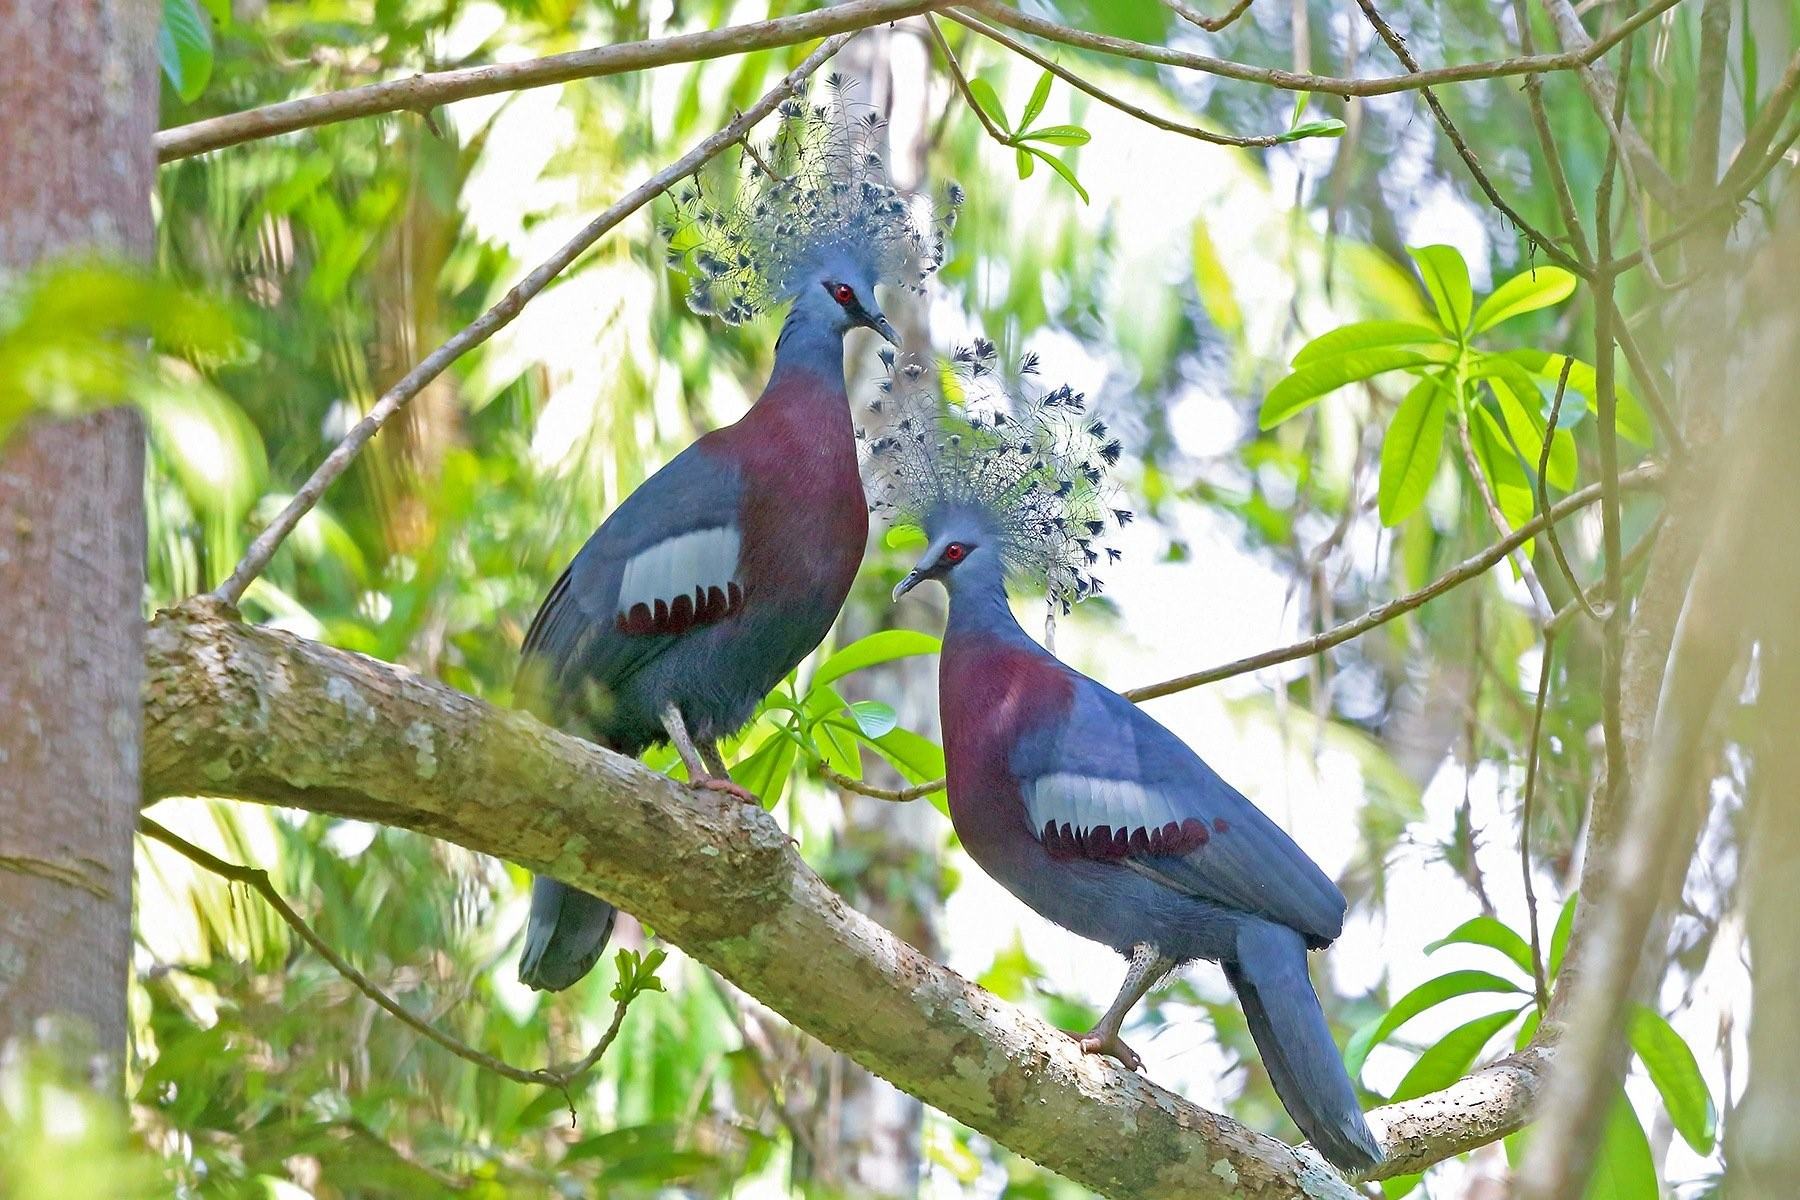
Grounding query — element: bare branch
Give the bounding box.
[1354,0,1582,272]
[1718,45,1800,194]
[1157,0,1256,34]
[154,0,943,161]
[211,32,858,609]
[138,815,638,1098]
[820,764,942,803]
[954,0,1684,99]
[1536,0,1684,208]
[950,10,1316,148]
[1519,633,1556,1014]
[1535,359,1606,622]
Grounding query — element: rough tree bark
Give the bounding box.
[0,0,159,1072]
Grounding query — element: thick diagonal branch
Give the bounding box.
[141,601,1567,1197]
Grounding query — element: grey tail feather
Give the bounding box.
[518,875,618,992]
[1227,921,1383,1173]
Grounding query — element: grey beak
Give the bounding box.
[870,313,902,348]
[891,569,923,603]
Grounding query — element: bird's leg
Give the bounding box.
[661,702,757,805]
[1074,942,1175,1073]
[699,741,730,780]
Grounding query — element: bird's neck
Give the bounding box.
[766,307,847,391]
[944,561,1041,655]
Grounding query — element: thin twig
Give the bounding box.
[1157,0,1256,33]
[139,817,638,1104]
[1610,303,1684,452]
[153,0,943,161]
[1453,404,1554,616]
[949,11,1298,148]
[954,0,1683,99]
[820,764,942,802]
[1122,463,1660,701]
[1536,0,1683,208]
[1520,632,1556,1014]
[926,16,1012,145]
[1534,358,1606,621]
[1355,0,1582,273]
[1717,44,1800,193]
[212,32,859,608]
[1687,0,1733,193]
[1544,512,1660,636]
[1510,0,1594,265]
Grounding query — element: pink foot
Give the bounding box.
[694,776,760,805]
[1074,1029,1144,1073]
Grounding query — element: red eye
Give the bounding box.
[832,283,856,305]
[943,543,967,563]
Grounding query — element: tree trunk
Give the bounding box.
[0,0,159,1075]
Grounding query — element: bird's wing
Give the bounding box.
[519,438,748,715]
[1010,674,1347,945]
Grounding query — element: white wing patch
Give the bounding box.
[1025,772,1214,860]
[614,526,744,636]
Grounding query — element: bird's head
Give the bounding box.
[792,253,900,346]
[891,505,1003,601]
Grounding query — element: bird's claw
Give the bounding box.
[1074,1028,1144,1073]
[694,776,760,806]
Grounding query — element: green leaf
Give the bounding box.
[812,630,941,689]
[1259,348,1445,429]
[968,76,1010,133]
[1473,266,1578,333]
[1409,245,1474,336]
[1028,146,1090,204]
[1275,118,1348,143]
[1471,403,1537,538]
[1390,1007,1524,1102]
[1344,969,1525,1079]
[847,700,898,740]
[1021,71,1053,129]
[884,523,927,551]
[1191,218,1243,338]
[1015,146,1035,179]
[1486,367,1577,492]
[735,729,799,806]
[1292,321,1450,366]
[1016,124,1092,146]
[867,726,945,784]
[159,0,214,103]
[1628,1004,1716,1153]
[1585,1093,1658,1200]
[1380,1174,1424,1199]
[1549,894,1578,979]
[1425,915,1535,978]
[806,686,861,778]
[1506,350,1653,447]
[1377,374,1451,525]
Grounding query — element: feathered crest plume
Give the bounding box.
[861,341,1132,613]
[661,75,961,325]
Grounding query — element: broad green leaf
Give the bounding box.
[1016,124,1092,146]
[884,523,927,551]
[1425,915,1535,977]
[160,0,214,103]
[812,630,941,689]
[1293,321,1449,366]
[968,76,1009,132]
[1030,147,1090,204]
[1021,71,1053,128]
[1344,969,1524,1078]
[1628,1004,1716,1153]
[1380,1174,1424,1199]
[1191,218,1243,338]
[1515,1006,1542,1051]
[1259,348,1444,429]
[1549,894,1578,978]
[1409,245,1474,336]
[1377,374,1450,525]
[1506,350,1653,447]
[1015,146,1035,179]
[735,729,799,806]
[847,700,899,740]
[806,686,861,778]
[1487,369,1577,491]
[1472,266,1578,333]
[1585,1093,1658,1200]
[1275,118,1347,143]
[867,726,945,784]
[1390,1007,1523,1102]
[1471,403,1537,541]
